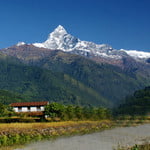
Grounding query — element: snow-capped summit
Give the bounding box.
[51,25,68,35]
[33,25,115,56]
[33,25,79,50]
[121,49,150,60]
[32,25,150,62]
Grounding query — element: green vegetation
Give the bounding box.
[0,90,26,105]
[0,50,150,107]
[37,51,150,106]
[0,103,14,117]
[0,43,149,149]
[114,87,150,116]
[0,102,111,122]
[45,102,111,121]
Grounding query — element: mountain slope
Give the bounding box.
[1,45,150,106]
[0,52,108,106]
[0,90,26,105]
[35,50,150,105]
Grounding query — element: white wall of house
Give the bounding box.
[14,107,19,112]
[40,106,44,111]
[22,107,28,112]
[30,107,37,112]
[13,106,45,112]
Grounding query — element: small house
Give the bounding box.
[10,101,49,113]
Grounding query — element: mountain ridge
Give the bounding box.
[12,25,150,64]
[31,25,150,63]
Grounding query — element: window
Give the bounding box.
[18,107,22,112]
[27,106,30,112]
[37,106,41,111]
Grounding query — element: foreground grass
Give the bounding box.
[117,143,150,150]
[0,120,112,148]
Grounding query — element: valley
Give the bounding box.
[1,1,150,150]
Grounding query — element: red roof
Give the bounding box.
[11,101,49,107]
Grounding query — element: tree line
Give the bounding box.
[44,102,111,121]
[0,102,111,121]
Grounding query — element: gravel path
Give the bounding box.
[15,124,150,150]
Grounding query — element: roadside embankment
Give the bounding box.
[0,120,112,148]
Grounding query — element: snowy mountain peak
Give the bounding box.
[47,25,68,42]
[53,25,67,34]
[48,25,68,39]
[33,25,113,53]
[33,25,79,50]
[32,25,150,62]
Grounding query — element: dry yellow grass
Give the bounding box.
[0,120,111,129]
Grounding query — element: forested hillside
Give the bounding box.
[36,51,150,105]
[0,52,108,106]
[0,90,26,105]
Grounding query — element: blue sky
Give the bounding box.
[0,0,150,52]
